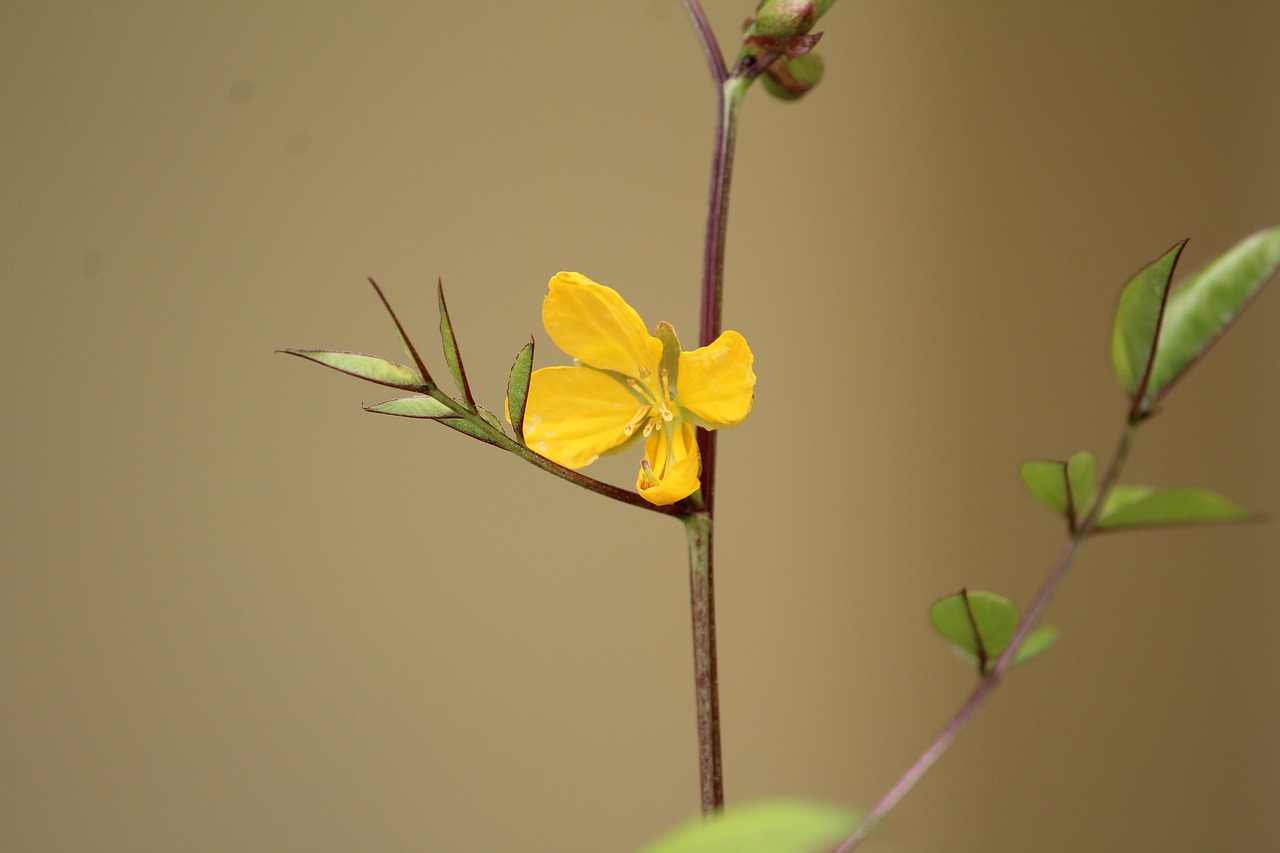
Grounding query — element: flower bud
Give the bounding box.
[761,51,825,101]
[753,0,818,38]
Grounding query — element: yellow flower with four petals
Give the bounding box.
[516,272,756,506]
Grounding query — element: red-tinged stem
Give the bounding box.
[833,421,1140,850]
[694,77,747,520]
[680,0,754,816]
[683,512,722,813]
[682,0,728,85]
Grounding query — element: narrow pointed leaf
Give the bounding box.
[434,414,505,447]
[1098,487,1254,529]
[279,349,425,391]
[1021,459,1070,515]
[437,280,475,409]
[505,339,535,443]
[636,799,861,853]
[362,394,455,418]
[475,405,506,435]
[368,278,433,386]
[365,395,505,448]
[1147,225,1280,404]
[1110,241,1186,402]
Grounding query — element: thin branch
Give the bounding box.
[834,420,1140,850]
[504,434,688,517]
[682,0,728,85]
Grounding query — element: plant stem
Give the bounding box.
[695,76,748,520]
[680,1,753,815]
[683,511,722,813]
[682,0,728,86]
[833,420,1141,851]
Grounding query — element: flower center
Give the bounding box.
[621,366,678,441]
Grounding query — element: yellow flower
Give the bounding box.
[518,272,756,506]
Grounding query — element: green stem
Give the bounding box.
[683,511,722,813]
[834,420,1141,850]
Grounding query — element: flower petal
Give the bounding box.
[522,365,642,468]
[637,421,701,505]
[543,272,662,376]
[677,330,755,429]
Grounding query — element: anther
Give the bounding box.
[623,406,649,437]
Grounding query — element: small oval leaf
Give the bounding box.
[1110,241,1185,401]
[931,590,1054,673]
[505,339,535,443]
[1065,451,1098,522]
[1098,487,1254,529]
[1021,459,1069,516]
[930,590,1016,671]
[1021,452,1096,526]
[635,799,861,853]
[1147,224,1280,405]
[279,349,425,391]
[1013,626,1058,666]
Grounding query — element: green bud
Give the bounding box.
[753,0,818,38]
[761,51,825,101]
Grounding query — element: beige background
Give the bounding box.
[4,2,1279,851]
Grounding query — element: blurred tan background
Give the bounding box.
[3,2,1278,851]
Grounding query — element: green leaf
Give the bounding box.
[362,394,455,418]
[930,590,1055,674]
[1146,225,1280,406]
[435,414,504,446]
[505,339,535,444]
[1020,451,1095,523]
[437,280,474,409]
[1110,241,1186,402]
[1015,626,1058,666]
[1099,484,1156,518]
[635,799,861,853]
[475,405,505,435]
[278,349,426,391]
[1065,451,1098,522]
[1097,487,1254,529]
[1021,459,1070,515]
[367,278,433,386]
[364,395,505,447]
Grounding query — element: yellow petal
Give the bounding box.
[543,272,662,377]
[677,330,755,429]
[637,421,701,505]
[523,365,642,468]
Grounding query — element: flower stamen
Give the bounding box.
[622,406,651,437]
